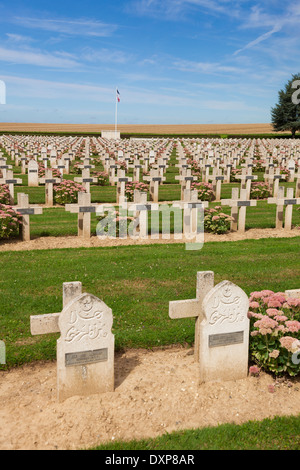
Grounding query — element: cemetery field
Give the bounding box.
[1,133,300,450]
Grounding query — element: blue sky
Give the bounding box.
[0,0,299,125]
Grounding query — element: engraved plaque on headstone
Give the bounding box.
[65,348,108,367]
[209,331,244,348]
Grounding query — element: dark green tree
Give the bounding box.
[271,73,300,137]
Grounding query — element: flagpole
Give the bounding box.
[115,88,118,139]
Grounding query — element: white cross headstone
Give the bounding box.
[65,192,98,239]
[0,169,22,204]
[30,281,115,402]
[169,271,250,383]
[221,188,257,233]
[268,187,300,230]
[15,193,43,241]
[39,168,61,206]
[199,280,249,383]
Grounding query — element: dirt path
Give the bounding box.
[0,227,299,252]
[0,346,299,450]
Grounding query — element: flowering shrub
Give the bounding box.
[253,159,266,171]
[248,290,300,377]
[0,204,22,239]
[0,184,10,205]
[187,158,201,175]
[230,168,242,182]
[125,181,148,202]
[71,162,83,174]
[93,171,109,186]
[250,182,271,199]
[53,180,86,205]
[38,164,61,179]
[191,182,215,202]
[204,206,233,234]
[117,160,127,171]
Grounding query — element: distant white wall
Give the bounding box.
[101,130,121,139]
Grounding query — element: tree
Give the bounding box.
[271,73,300,137]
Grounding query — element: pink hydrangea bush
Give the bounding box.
[93,171,109,186]
[53,180,86,205]
[0,203,22,239]
[0,184,11,205]
[125,181,148,202]
[191,182,215,202]
[248,290,300,376]
[250,182,271,200]
[204,206,233,234]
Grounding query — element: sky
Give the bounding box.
[0,0,300,125]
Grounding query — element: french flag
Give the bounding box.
[116,89,120,102]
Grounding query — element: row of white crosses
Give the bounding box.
[65,187,207,243]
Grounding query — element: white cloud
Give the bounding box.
[0,47,79,68]
[12,16,117,37]
[172,58,240,75]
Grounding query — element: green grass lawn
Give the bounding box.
[91,415,300,450]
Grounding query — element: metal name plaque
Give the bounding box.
[237,201,250,207]
[136,204,152,211]
[209,331,244,348]
[18,208,35,215]
[65,348,108,367]
[79,206,96,213]
[284,199,297,205]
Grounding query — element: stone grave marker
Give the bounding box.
[39,168,61,206]
[169,271,250,383]
[199,279,249,383]
[28,159,39,187]
[65,192,98,239]
[169,271,215,361]
[30,281,115,402]
[143,168,165,203]
[268,186,300,230]
[221,188,257,233]
[15,193,43,241]
[74,168,97,193]
[0,169,22,204]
